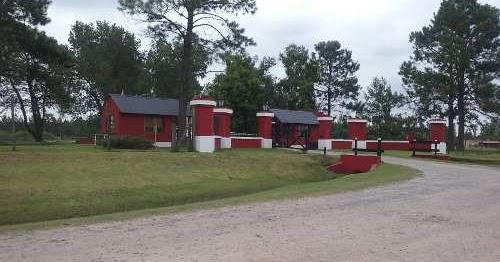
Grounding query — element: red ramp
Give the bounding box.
[328,155,381,174]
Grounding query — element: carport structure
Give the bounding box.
[270,109,320,150]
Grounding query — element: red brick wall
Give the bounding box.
[332,140,352,150]
[232,138,261,148]
[257,116,273,139]
[214,112,231,138]
[348,122,367,140]
[193,105,214,136]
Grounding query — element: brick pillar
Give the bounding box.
[347,119,368,149]
[429,116,447,154]
[190,98,216,153]
[257,112,274,149]
[214,108,233,149]
[317,115,333,150]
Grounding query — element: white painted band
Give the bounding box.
[214,108,233,114]
[318,139,332,151]
[231,137,263,140]
[220,137,232,149]
[429,120,447,125]
[436,142,447,154]
[352,140,367,149]
[194,136,215,153]
[190,100,217,106]
[332,139,353,142]
[366,140,409,143]
[317,117,334,121]
[154,142,172,148]
[261,139,273,149]
[256,112,274,117]
[347,119,368,123]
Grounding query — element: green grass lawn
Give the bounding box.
[0,144,419,228]
[448,149,500,165]
[383,148,500,165]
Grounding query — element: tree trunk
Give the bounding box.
[446,94,455,152]
[456,70,466,151]
[327,87,331,116]
[27,81,44,142]
[447,113,455,152]
[176,7,195,148]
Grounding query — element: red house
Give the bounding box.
[101,94,187,147]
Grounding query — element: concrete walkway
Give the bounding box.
[1,157,499,261]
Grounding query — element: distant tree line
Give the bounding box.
[0,0,498,149]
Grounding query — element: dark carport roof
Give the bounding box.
[110,94,185,116]
[270,109,318,125]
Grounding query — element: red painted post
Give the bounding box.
[317,115,333,151]
[214,108,233,149]
[429,116,447,154]
[190,97,217,153]
[347,119,368,150]
[257,112,274,148]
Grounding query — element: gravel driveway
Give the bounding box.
[1,157,499,262]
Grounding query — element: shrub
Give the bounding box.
[104,136,154,150]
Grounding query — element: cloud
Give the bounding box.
[42,0,499,93]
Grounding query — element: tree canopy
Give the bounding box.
[364,77,404,139]
[400,0,500,150]
[69,21,145,115]
[315,40,360,116]
[207,53,275,133]
[276,44,320,111]
[143,39,210,99]
[119,0,257,143]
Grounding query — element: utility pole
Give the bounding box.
[11,102,16,151]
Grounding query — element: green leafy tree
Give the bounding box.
[1,0,76,142]
[1,0,52,96]
[364,77,404,138]
[480,120,500,140]
[119,0,257,143]
[0,0,51,24]
[1,28,75,142]
[314,40,360,116]
[277,44,319,111]
[69,21,144,115]
[208,53,275,133]
[400,0,500,150]
[143,39,209,98]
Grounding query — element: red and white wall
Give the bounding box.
[328,116,448,154]
[190,98,217,153]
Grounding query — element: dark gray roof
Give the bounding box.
[110,94,184,116]
[270,109,318,125]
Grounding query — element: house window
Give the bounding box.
[145,117,164,133]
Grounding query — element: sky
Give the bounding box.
[42,0,500,94]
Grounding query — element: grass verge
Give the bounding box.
[0,145,419,232]
[383,149,500,166]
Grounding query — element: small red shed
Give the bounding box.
[101,94,186,147]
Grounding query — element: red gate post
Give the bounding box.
[429,115,447,154]
[257,112,274,149]
[190,97,217,153]
[214,108,233,149]
[347,118,368,150]
[317,115,333,151]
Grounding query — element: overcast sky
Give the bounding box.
[42,0,499,94]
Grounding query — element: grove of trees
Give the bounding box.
[0,0,498,149]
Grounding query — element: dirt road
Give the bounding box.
[1,157,499,262]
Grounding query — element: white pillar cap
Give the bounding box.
[256,112,274,117]
[190,100,217,106]
[214,108,233,114]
